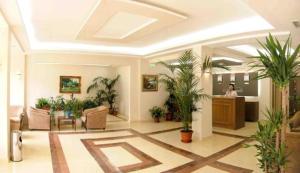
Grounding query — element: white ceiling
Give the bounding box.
[93,12,157,39]
[0,0,299,56]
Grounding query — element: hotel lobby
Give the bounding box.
[0,0,300,173]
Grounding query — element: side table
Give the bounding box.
[58,116,76,131]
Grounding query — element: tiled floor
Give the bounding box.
[0,116,262,173]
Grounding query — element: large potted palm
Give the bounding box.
[250,34,300,173]
[160,50,229,142]
[160,50,209,143]
[87,75,120,115]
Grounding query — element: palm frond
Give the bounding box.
[250,34,300,88]
[202,56,231,73]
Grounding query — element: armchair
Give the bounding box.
[10,106,25,131]
[28,107,51,130]
[81,106,108,130]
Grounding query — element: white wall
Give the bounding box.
[137,59,169,121]
[26,53,142,121]
[10,37,25,106]
[27,59,115,106]
[115,66,130,120]
[25,53,178,122]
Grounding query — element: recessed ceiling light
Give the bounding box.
[17,0,274,56]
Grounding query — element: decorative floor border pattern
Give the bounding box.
[82,141,161,172]
[49,128,254,173]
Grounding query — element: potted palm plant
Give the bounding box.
[249,34,300,173]
[160,50,210,143]
[149,106,165,122]
[87,75,120,115]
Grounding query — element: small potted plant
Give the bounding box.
[82,98,98,110]
[149,106,165,123]
[55,96,65,111]
[35,98,51,110]
[164,94,177,121]
[71,99,83,119]
[64,99,74,118]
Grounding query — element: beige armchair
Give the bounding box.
[28,107,51,130]
[81,106,108,130]
[10,106,25,131]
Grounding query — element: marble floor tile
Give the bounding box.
[0,120,261,173]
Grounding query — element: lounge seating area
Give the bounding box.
[1,1,300,173]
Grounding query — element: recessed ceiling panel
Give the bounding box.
[94,12,157,39]
[77,0,187,43]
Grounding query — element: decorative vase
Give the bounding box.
[64,111,72,118]
[180,130,193,143]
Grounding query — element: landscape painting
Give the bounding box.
[142,75,158,92]
[60,76,81,93]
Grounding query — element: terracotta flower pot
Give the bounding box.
[165,112,173,121]
[109,108,114,115]
[180,130,193,143]
[154,117,160,123]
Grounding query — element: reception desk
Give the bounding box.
[212,96,245,130]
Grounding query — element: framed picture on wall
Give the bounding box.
[142,75,158,92]
[59,76,81,93]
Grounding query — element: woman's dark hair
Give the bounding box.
[229,84,235,90]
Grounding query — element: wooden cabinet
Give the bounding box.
[212,96,245,129]
[245,101,259,122]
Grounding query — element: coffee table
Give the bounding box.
[58,116,76,131]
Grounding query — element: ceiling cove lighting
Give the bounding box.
[211,57,243,63]
[35,62,111,67]
[17,0,274,56]
[228,45,259,56]
[228,44,295,56]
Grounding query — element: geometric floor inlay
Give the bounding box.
[49,128,254,173]
[81,141,161,172]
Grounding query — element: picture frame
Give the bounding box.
[59,76,81,93]
[142,75,158,92]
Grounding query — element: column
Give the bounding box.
[0,20,11,161]
[192,46,213,140]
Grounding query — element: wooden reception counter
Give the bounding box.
[212,96,245,130]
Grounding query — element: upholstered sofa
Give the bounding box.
[81,106,108,130]
[10,106,25,131]
[28,107,51,130]
[286,112,300,173]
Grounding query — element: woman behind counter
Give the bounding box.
[225,84,238,97]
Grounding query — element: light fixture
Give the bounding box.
[17,0,274,56]
[16,72,23,80]
[217,74,223,83]
[244,73,250,84]
[211,57,243,63]
[230,74,235,83]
